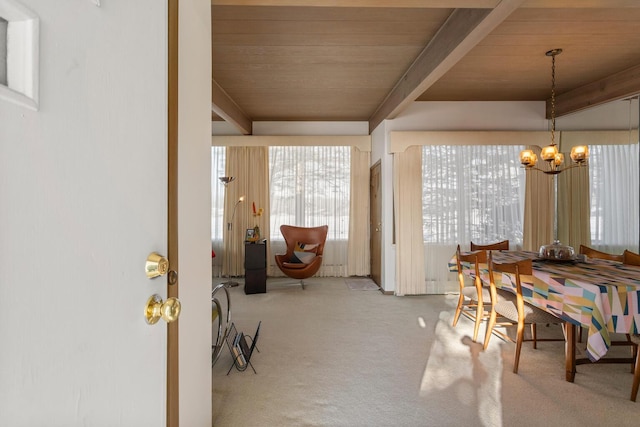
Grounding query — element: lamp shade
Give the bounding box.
[540,144,558,161]
[553,152,564,166]
[520,149,537,167]
[570,145,589,163]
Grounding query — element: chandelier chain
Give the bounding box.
[550,51,556,145]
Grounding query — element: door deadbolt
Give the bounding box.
[146,252,169,278]
[144,294,181,324]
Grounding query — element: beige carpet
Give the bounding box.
[212,277,640,426]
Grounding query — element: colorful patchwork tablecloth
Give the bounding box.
[449,250,640,361]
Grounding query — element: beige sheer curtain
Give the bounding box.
[347,146,371,276]
[523,145,554,252]
[557,132,591,249]
[556,167,590,249]
[393,145,426,295]
[225,146,270,276]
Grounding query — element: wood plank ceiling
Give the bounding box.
[211,0,640,135]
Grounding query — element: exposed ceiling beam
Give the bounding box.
[212,79,252,135]
[368,0,524,133]
[551,63,640,118]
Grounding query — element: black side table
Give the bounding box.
[244,240,266,294]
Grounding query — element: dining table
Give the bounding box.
[449,250,640,382]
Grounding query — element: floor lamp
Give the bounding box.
[220,176,244,287]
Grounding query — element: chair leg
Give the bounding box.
[473,300,483,342]
[631,349,640,401]
[452,294,464,327]
[513,321,525,374]
[531,324,537,349]
[483,309,497,350]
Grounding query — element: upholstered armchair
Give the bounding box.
[274,225,328,289]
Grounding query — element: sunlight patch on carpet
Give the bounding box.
[420,311,503,427]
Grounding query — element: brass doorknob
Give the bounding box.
[146,252,169,278]
[144,294,181,324]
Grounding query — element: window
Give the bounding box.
[269,146,350,276]
[588,143,639,252]
[1,17,7,86]
[211,145,351,276]
[0,0,39,110]
[211,146,226,274]
[268,146,350,241]
[422,145,525,246]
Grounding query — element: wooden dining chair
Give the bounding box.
[623,249,640,266]
[579,244,623,262]
[483,252,565,373]
[631,334,640,401]
[470,240,509,251]
[452,245,490,342]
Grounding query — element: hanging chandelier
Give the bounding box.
[519,49,589,174]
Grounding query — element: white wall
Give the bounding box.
[212,120,369,136]
[556,98,639,130]
[178,0,212,425]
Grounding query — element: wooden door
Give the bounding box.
[370,161,382,287]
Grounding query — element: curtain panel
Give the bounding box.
[522,145,554,252]
[391,131,542,294]
[347,146,371,276]
[225,146,270,277]
[393,146,426,295]
[563,130,639,253]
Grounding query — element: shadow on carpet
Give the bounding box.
[420,310,503,427]
[345,276,380,291]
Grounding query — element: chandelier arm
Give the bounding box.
[523,162,586,175]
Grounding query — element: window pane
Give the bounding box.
[422,145,525,246]
[211,147,226,267]
[269,146,350,241]
[588,143,639,252]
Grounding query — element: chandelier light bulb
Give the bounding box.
[520,149,537,167]
[570,145,589,163]
[541,144,558,161]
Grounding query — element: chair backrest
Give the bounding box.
[623,249,640,266]
[455,245,487,294]
[488,251,532,302]
[579,244,623,262]
[280,225,329,259]
[470,240,509,251]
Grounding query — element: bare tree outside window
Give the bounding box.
[269,146,350,242]
[588,143,639,252]
[422,145,525,246]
